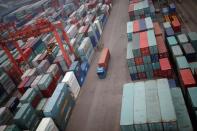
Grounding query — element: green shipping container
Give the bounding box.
[188,87,197,110]
[132,33,141,57]
[133,82,149,131]
[157,79,178,131]
[147,30,157,54]
[188,32,197,43]
[167,36,178,46]
[5,124,21,131]
[175,56,189,69]
[145,80,162,130]
[171,88,193,131]
[120,83,135,131]
[14,103,40,130]
[189,62,197,74]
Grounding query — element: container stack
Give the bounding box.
[120,79,193,131]
[62,71,81,99]
[128,0,155,21]
[127,18,173,80]
[0,72,16,95]
[0,107,13,125]
[14,103,40,130]
[69,61,85,86]
[78,37,95,64]
[43,83,75,131]
[0,1,112,130]
[36,117,58,131]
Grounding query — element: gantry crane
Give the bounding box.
[0,19,76,76]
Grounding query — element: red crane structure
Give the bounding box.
[0,19,76,76]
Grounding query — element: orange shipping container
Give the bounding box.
[98,48,110,69]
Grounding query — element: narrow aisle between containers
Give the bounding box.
[66,0,130,131]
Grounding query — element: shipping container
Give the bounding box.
[179,69,196,89]
[62,71,80,99]
[171,88,193,131]
[14,103,40,130]
[182,43,196,62]
[145,80,162,130]
[133,82,148,131]
[98,48,110,69]
[0,107,13,125]
[157,79,178,130]
[120,83,134,131]
[175,56,189,69]
[36,117,58,131]
[177,34,188,45]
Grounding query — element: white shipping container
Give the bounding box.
[36,117,58,131]
[28,68,38,77]
[134,82,148,131]
[47,64,59,78]
[31,75,43,89]
[145,17,153,30]
[94,20,102,35]
[37,59,50,74]
[67,25,77,39]
[61,71,80,99]
[21,69,32,80]
[157,79,178,131]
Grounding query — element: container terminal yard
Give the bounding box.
[0,0,197,131]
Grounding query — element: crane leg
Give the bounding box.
[1,45,23,76]
[53,29,72,67]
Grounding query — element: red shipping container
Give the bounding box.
[105,0,111,5]
[18,77,30,94]
[133,20,140,33]
[98,48,110,69]
[172,20,181,33]
[5,66,21,85]
[134,57,143,65]
[159,58,173,78]
[31,94,42,108]
[153,22,162,36]
[153,69,161,78]
[140,31,150,56]
[130,0,142,4]
[138,72,146,79]
[156,36,168,58]
[87,0,97,9]
[179,69,196,88]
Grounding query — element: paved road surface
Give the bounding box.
[66,0,130,131]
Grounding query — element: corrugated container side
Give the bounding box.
[157,79,178,131]
[145,80,163,131]
[120,83,135,131]
[171,88,193,131]
[134,82,148,131]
